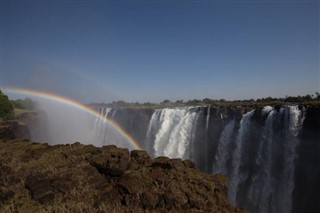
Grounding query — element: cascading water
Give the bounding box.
[228,110,255,205]
[88,105,315,213]
[279,106,305,213]
[206,106,210,130]
[213,119,235,175]
[247,108,276,213]
[145,108,200,158]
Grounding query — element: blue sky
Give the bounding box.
[1,0,319,103]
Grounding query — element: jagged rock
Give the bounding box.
[163,188,188,208]
[141,191,159,209]
[0,121,30,140]
[151,156,172,169]
[130,150,151,166]
[0,189,14,206]
[118,176,145,194]
[88,175,108,189]
[51,178,74,194]
[0,141,243,212]
[149,167,171,184]
[183,159,196,169]
[152,157,190,170]
[95,187,122,207]
[25,173,54,204]
[90,145,130,177]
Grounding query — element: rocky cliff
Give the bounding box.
[0,139,243,212]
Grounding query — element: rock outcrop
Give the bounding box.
[0,140,243,212]
[0,120,30,140]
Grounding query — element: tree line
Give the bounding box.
[90,92,320,108]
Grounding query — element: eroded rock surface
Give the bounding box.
[0,140,243,212]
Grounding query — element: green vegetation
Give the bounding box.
[11,97,36,110]
[89,92,320,109]
[0,90,14,120]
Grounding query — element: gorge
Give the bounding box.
[26,104,320,213]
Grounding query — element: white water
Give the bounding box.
[206,107,210,131]
[228,110,255,205]
[146,108,200,159]
[248,108,275,213]
[213,119,236,175]
[153,108,188,156]
[163,110,199,158]
[278,106,305,213]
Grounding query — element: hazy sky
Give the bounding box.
[1,0,319,103]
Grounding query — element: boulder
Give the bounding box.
[130,150,151,166]
[90,146,130,177]
[25,173,54,204]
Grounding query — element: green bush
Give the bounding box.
[11,98,36,110]
[0,90,14,120]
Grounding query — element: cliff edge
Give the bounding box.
[0,139,243,212]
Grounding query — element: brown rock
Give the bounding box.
[0,189,14,206]
[25,173,53,204]
[51,178,74,194]
[88,175,108,189]
[163,188,188,208]
[131,150,151,166]
[151,156,172,169]
[183,159,196,169]
[117,176,144,194]
[90,146,129,177]
[149,167,171,184]
[141,191,159,209]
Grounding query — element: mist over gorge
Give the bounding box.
[25,101,320,213]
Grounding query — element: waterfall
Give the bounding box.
[228,110,255,205]
[88,105,313,213]
[144,107,201,159]
[145,109,162,154]
[278,106,305,213]
[247,108,275,213]
[163,109,199,158]
[153,108,189,156]
[213,119,236,175]
[206,106,210,130]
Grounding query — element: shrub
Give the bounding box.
[0,90,14,120]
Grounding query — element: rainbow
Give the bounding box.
[3,87,142,150]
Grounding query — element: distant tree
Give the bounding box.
[175,100,184,104]
[186,99,201,106]
[12,98,36,110]
[202,98,212,104]
[0,90,14,120]
[161,99,171,104]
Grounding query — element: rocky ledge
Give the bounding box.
[0,140,243,212]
